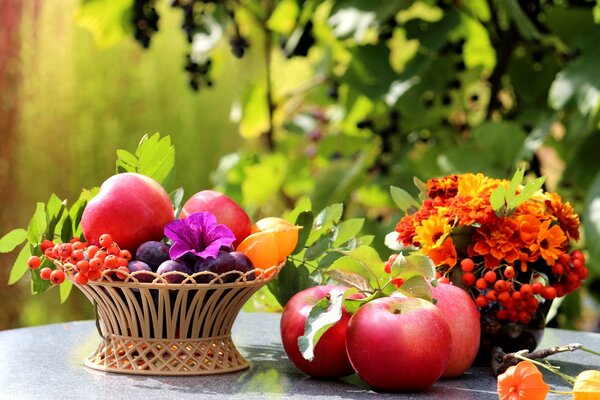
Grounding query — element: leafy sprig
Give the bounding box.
[0,133,177,301]
[490,168,546,217]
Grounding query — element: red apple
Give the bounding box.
[280,285,355,378]
[180,190,251,247]
[345,296,452,392]
[431,282,481,378]
[81,173,174,252]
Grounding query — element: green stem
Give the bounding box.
[581,347,600,358]
[514,351,576,385]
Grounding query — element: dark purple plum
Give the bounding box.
[127,260,154,283]
[156,260,192,283]
[194,251,238,283]
[230,251,255,281]
[135,241,170,271]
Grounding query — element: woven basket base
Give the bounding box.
[84,333,249,376]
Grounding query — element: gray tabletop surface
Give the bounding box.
[1,312,599,399]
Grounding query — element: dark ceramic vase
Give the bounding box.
[475,300,552,364]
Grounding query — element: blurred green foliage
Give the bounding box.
[3,0,600,330]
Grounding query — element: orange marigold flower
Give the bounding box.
[497,360,549,400]
[529,220,567,266]
[427,236,458,268]
[468,217,521,267]
[426,175,459,199]
[448,193,495,226]
[457,173,502,198]
[545,192,580,240]
[414,214,452,251]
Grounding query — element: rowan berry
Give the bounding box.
[531,281,543,295]
[496,309,508,320]
[542,286,557,300]
[104,255,118,269]
[504,266,515,279]
[117,257,128,267]
[69,237,81,244]
[40,240,54,253]
[475,278,488,290]
[520,284,533,299]
[89,257,103,271]
[571,250,584,261]
[572,258,583,269]
[72,241,86,251]
[71,250,85,263]
[462,272,476,286]
[87,269,102,281]
[119,250,132,262]
[512,291,523,302]
[460,258,475,272]
[558,253,571,265]
[485,290,497,302]
[494,280,509,292]
[27,256,41,270]
[438,277,450,284]
[551,263,564,275]
[40,267,52,280]
[518,311,531,324]
[497,291,510,304]
[57,243,72,259]
[475,296,488,308]
[76,260,90,274]
[74,272,88,286]
[95,250,107,261]
[115,266,129,280]
[86,245,99,259]
[552,283,564,297]
[50,269,65,285]
[484,270,497,283]
[99,234,113,248]
[106,242,120,256]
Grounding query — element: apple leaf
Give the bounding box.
[27,203,47,244]
[390,253,436,281]
[339,246,384,288]
[318,251,343,269]
[0,229,27,253]
[390,186,419,214]
[313,203,343,231]
[115,133,176,189]
[304,234,333,261]
[398,275,434,303]
[298,287,347,361]
[333,218,364,247]
[8,244,31,285]
[327,269,371,292]
[292,210,313,255]
[170,187,185,218]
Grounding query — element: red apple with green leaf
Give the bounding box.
[81,172,174,252]
[280,285,355,378]
[431,282,480,378]
[345,296,452,391]
[180,190,251,247]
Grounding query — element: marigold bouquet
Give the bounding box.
[390,171,587,325]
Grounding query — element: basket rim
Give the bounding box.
[67,262,283,289]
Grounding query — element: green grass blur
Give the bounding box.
[0,0,260,330]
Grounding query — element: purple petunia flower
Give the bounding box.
[164,212,236,261]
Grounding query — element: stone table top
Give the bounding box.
[1,312,599,399]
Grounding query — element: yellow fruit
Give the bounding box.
[573,370,600,400]
[250,217,300,259]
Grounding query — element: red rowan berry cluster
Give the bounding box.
[455,250,588,324]
[27,234,132,286]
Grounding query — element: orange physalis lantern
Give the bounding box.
[573,370,600,400]
[497,360,549,400]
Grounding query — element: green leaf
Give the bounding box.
[502,0,541,40]
[76,0,133,48]
[240,82,270,139]
[268,261,319,307]
[267,0,299,35]
[413,177,429,201]
[170,188,185,219]
[505,168,525,206]
[59,279,74,303]
[328,269,371,292]
[304,235,332,261]
[333,218,364,247]
[46,195,67,240]
[584,172,600,274]
[314,204,343,230]
[298,288,346,361]
[337,246,384,289]
[391,253,436,281]
[115,149,138,173]
[390,186,419,214]
[490,184,506,216]
[8,245,31,285]
[61,215,73,243]
[0,229,27,253]
[398,275,433,302]
[242,154,287,205]
[510,176,546,213]
[136,133,176,188]
[30,258,52,294]
[318,251,343,269]
[292,211,313,255]
[458,13,496,72]
[27,203,47,244]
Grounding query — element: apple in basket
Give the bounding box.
[81,173,174,253]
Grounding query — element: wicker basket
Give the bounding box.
[71,265,282,376]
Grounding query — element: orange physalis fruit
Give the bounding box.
[497,360,549,400]
[573,370,600,400]
[236,231,281,277]
[250,217,300,260]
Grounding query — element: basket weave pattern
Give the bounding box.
[73,266,281,375]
